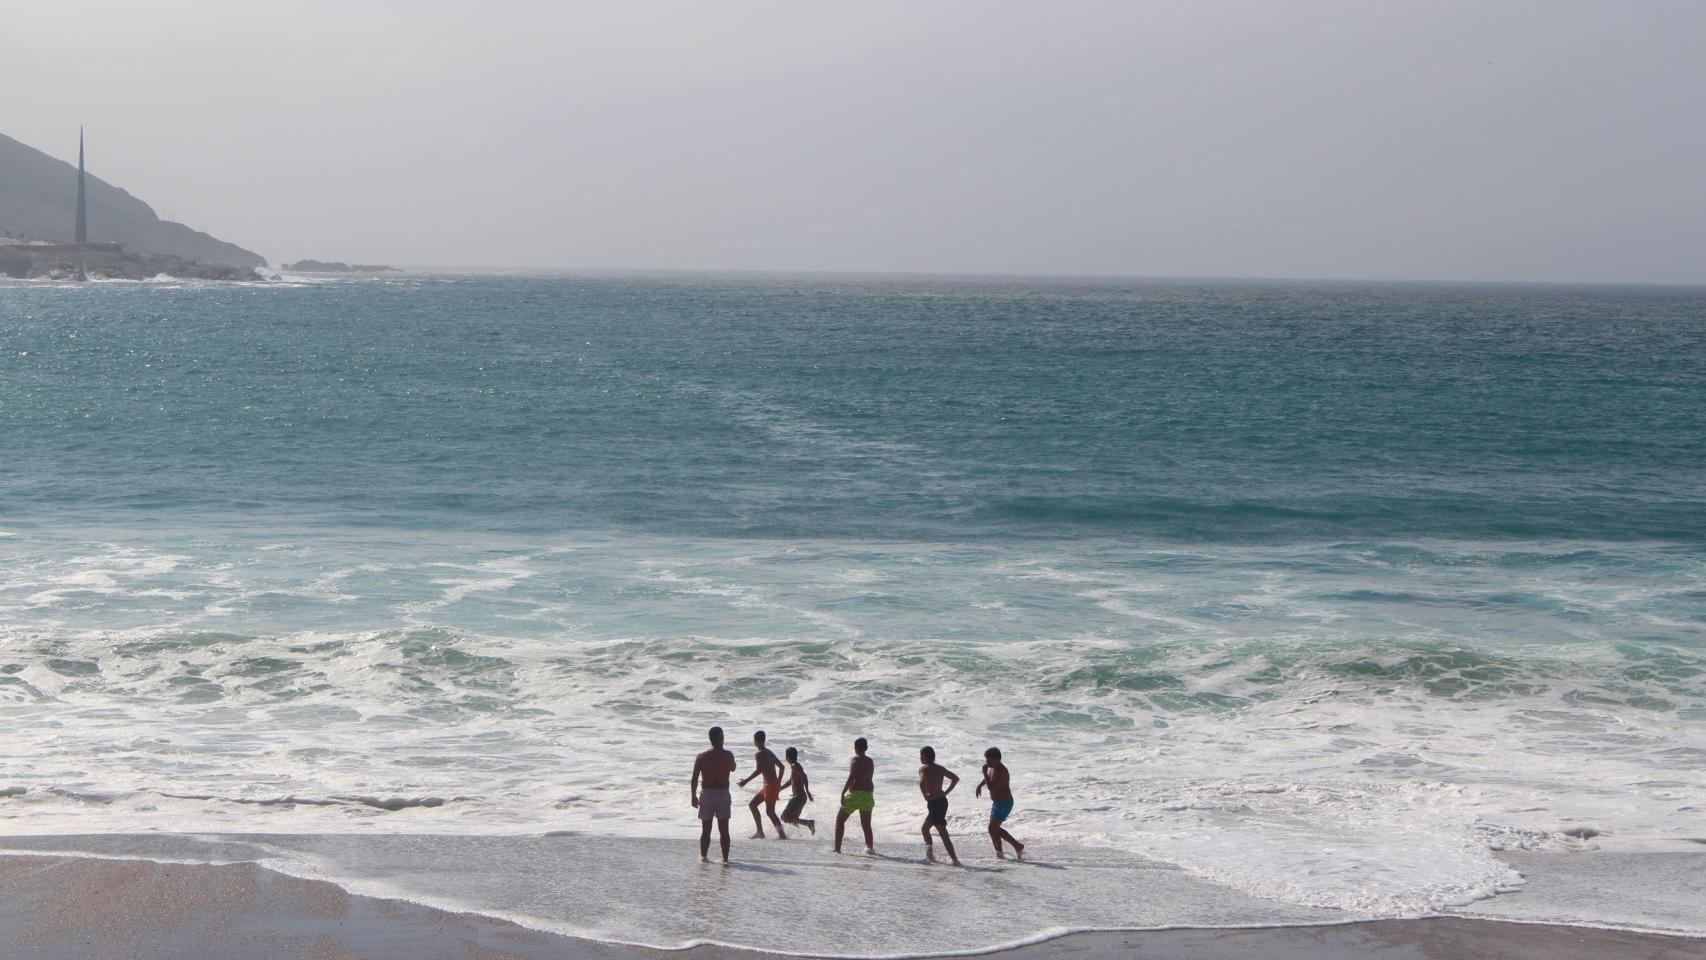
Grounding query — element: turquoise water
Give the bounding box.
[1,273,1703,920]
[6,275,1706,540]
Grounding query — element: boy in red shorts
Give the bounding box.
[739,729,788,839]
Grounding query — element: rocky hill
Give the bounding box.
[0,132,265,268]
[0,243,261,281]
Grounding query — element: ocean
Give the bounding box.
[1,272,1703,947]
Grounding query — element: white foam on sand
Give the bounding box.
[0,834,1699,956]
[2,531,1703,932]
[1456,849,1706,936]
[0,833,1351,957]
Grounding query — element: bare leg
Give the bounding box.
[922,820,936,862]
[765,799,786,838]
[716,816,730,862]
[700,818,713,861]
[858,809,874,852]
[799,817,816,834]
[997,826,1023,859]
[937,824,959,865]
[834,809,850,852]
[749,794,766,838]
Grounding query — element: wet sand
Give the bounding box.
[0,852,1701,960]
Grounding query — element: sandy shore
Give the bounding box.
[0,852,1701,960]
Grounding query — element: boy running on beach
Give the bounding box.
[833,737,875,854]
[975,746,1025,860]
[917,745,960,865]
[739,730,787,839]
[690,726,738,863]
[779,746,816,835]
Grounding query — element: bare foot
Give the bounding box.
[949,857,961,866]
[1015,843,1025,861]
[807,822,817,835]
[925,846,936,863]
[864,846,874,855]
[749,832,765,840]
[996,850,1007,860]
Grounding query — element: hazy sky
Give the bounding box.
[6,1,1704,281]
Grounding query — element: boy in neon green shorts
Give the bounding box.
[833,736,876,854]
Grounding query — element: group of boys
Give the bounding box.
[689,727,1025,865]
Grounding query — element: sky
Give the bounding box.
[4,0,1704,282]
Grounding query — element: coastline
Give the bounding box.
[0,243,262,281]
[0,834,1699,959]
[0,851,1701,960]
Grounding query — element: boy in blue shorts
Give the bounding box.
[975,746,1025,860]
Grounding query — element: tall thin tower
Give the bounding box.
[74,127,88,245]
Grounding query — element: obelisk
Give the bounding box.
[75,127,88,245]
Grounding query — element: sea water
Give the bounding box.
[0,273,1703,945]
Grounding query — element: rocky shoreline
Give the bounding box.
[0,243,263,281]
[283,258,399,273]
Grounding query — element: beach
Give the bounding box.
[0,834,1700,958]
[7,1,1706,954]
[0,839,1701,960]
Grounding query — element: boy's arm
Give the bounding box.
[944,767,960,794]
[976,765,988,797]
[690,760,701,806]
[841,761,855,801]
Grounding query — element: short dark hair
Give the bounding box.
[709,726,724,745]
[920,745,936,762]
[785,746,798,761]
[853,737,868,754]
[985,746,1001,762]
[754,730,766,744]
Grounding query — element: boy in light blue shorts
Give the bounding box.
[975,746,1025,860]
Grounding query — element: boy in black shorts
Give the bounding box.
[917,745,960,865]
[779,746,816,835]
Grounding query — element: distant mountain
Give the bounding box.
[0,132,265,268]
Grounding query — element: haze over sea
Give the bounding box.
[1,273,1703,947]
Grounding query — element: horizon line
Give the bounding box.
[326,263,1706,290]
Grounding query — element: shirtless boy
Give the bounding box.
[975,746,1025,860]
[690,726,738,862]
[917,745,960,865]
[739,730,787,839]
[778,746,816,835]
[833,737,875,854]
